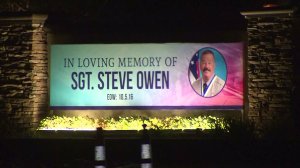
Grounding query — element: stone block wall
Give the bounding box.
[242,10,295,128]
[0,15,48,130]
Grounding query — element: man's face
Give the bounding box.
[200,53,215,82]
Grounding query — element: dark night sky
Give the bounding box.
[41,0,298,32]
[44,0,253,43]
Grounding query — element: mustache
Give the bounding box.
[202,68,211,72]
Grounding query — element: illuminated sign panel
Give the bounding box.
[50,43,244,109]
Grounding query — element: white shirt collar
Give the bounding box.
[202,73,215,85]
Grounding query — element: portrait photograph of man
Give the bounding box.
[190,48,226,97]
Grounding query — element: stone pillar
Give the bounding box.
[0,14,48,131]
[241,10,295,129]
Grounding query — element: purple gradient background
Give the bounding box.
[156,43,244,107]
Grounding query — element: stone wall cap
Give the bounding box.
[0,13,48,24]
[241,9,294,17]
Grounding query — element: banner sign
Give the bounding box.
[50,43,244,109]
